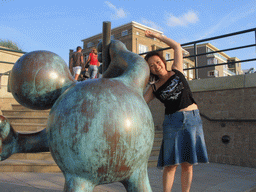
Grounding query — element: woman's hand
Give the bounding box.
[145,30,183,73]
[145,30,161,39]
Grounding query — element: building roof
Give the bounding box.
[0,46,25,56]
[81,21,164,42]
[184,43,230,59]
[229,57,240,61]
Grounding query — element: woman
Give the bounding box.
[86,47,100,79]
[143,30,208,192]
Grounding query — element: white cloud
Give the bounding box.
[166,11,199,27]
[141,19,164,31]
[105,1,128,19]
[199,0,256,39]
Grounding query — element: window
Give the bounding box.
[139,44,148,54]
[166,53,171,61]
[111,35,115,40]
[207,58,218,65]
[208,71,214,77]
[136,32,139,35]
[206,47,214,53]
[189,66,194,78]
[87,42,94,48]
[121,30,128,36]
[189,70,194,77]
[207,47,227,62]
[183,70,188,77]
[183,63,188,77]
[208,70,219,77]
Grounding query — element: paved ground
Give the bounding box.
[0,163,255,192]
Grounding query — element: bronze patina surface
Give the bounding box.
[0,40,154,192]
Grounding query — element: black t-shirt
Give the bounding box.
[72,52,83,67]
[152,69,196,114]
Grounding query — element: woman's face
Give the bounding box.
[147,55,166,75]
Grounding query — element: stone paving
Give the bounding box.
[0,163,255,192]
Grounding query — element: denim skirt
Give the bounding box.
[157,109,208,168]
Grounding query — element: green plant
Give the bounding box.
[0,39,23,51]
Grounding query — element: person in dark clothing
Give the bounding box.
[70,46,84,80]
[143,30,208,192]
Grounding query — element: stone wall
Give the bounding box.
[148,73,256,168]
[0,47,24,114]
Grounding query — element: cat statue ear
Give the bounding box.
[9,51,75,110]
[97,40,150,94]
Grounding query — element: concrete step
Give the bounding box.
[11,104,35,111]
[0,160,61,172]
[0,158,158,172]
[9,152,53,161]
[155,131,163,138]
[148,156,158,168]
[8,150,160,162]
[11,123,47,132]
[2,110,50,117]
[150,147,161,156]
[4,116,48,124]
[11,104,50,111]
[153,138,162,147]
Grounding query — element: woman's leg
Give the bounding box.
[73,67,81,80]
[181,162,193,192]
[163,165,178,192]
[90,65,98,79]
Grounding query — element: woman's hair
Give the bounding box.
[144,51,167,84]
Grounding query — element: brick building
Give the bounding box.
[70,21,195,80]
[184,43,243,79]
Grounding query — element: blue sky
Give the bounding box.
[1,0,256,70]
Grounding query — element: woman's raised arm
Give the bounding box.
[145,30,183,72]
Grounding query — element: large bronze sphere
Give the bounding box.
[9,51,75,110]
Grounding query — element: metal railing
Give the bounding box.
[200,113,256,122]
[139,27,256,79]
